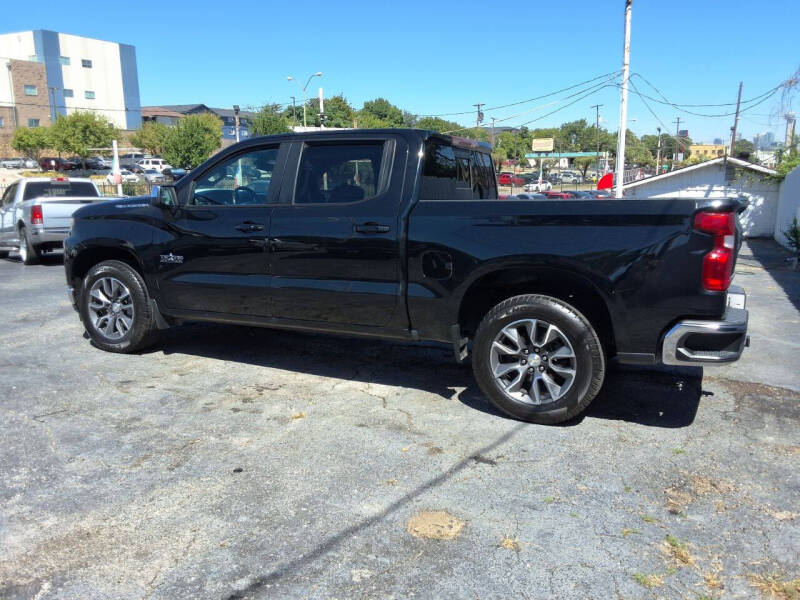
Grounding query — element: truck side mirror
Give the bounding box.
[150,184,177,208]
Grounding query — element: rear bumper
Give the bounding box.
[29,227,69,245]
[661,287,749,366]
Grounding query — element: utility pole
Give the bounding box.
[655,126,662,173]
[614,0,632,198]
[490,117,496,146]
[591,103,603,176]
[290,96,297,126]
[233,105,240,143]
[785,112,796,150]
[474,103,484,128]
[728,81,743,160]
[672,117,682,170]
[318,87,326,128]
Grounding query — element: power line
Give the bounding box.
[627,73,785,118]
[419,70,621,118]
[442,76,620,134]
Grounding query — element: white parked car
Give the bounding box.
[141,169,165,183]
[524,178,552,192]
[136,158,172,173]
[560,171,584,184]
[106,170,139,184]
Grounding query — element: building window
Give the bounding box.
[85,91,95,100]
[63,88,74,98]
[59,56,70,65]
[24,85,38,96]
[81,59,92,68]
[28,118,40,127]
[0,117,4,128]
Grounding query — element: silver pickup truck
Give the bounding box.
[0,177,114,264]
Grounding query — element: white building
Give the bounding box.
[0,29,141,130]
[623,156,779,238]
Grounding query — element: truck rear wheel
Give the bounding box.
[79,260,159,353]
[17,225,40,265]
[472,294,605,424]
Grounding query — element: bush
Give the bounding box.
[784,217,800,261]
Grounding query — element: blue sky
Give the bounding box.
[5,0,799,143]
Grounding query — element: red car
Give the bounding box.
[39,157,78,171]
[543,190,576,199]
[497,172,525,186]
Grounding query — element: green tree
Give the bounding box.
[129,121,169,156]
[733,139,755,160]
[162,113,222,168]
[359,98,404,128]
[11,126,51,160]
[250,104,292,135]
[573,156,597,178]
[623,130,654,167]
[416,116,461,133]
[303,94,355,128]
[355,111,391,129]
[49,111,117,168]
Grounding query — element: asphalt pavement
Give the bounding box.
[0,241,798,599]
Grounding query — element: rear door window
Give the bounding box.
[421,140,496,200]
[294,142,387,204]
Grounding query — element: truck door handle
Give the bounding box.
[235,222,264,233]
[354,222,390,234]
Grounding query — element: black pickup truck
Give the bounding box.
[64,129,749,424]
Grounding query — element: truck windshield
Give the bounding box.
[23,181,99,201]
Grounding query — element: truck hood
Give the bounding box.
[72,195,149,219]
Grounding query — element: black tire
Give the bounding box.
[18,225,40,265]
[472,294,605,424]
[79,260,160,353]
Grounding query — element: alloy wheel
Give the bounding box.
[87,277,135,340]
[489,318,577,405]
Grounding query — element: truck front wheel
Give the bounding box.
[472,294,605,424]
[79,260,159,353]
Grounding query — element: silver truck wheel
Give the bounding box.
[490,318,577,405]
[18,226,40,265]
[472,294,605,424]
[87,277,135,340]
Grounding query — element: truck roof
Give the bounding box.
[242,128,492,152]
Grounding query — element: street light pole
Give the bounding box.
[591,103,603,177]
[614,0,632,198]
[287,72,323,128]
[655,126,662,173]
[290,96,297,126]
[233,104,240,143]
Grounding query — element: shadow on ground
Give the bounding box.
[741,238,800,312]
[158,323,702,428]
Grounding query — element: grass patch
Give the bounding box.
[632,572,664,589]
[641,514,656,523]
[499,535,522,553]
[290,411,306,420]
[748,574,800,599]
[672,448,686,454]
[662,534,695,566]
[621,528,640,536]
[543,496,556,504]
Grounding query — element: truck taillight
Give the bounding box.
[693,211,735,292]
[31,205,44,226]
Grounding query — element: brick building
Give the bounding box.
[0,58,52,155]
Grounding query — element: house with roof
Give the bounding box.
[623,156,779,238]
[141,104,257,139]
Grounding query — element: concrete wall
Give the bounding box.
[774,165,800,248]
[0,30,141,131]
[624,162,780,238]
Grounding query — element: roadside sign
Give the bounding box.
[531,138,554,152]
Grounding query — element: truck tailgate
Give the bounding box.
[40,197,109,231]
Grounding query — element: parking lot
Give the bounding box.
[0,241,798,599]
